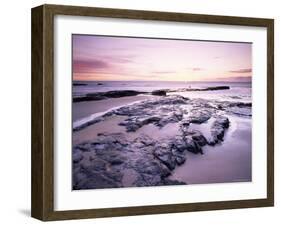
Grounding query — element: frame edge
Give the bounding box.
[31,5,45,221]
[266,18,274,206]
[31,4,275,221]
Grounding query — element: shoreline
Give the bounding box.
[73,86,231,103]
[73,95,155,121]
[72,94,252,189]
[168,115,252,184]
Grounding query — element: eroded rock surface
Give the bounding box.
[73,133,186,189]
[73,95,252,189]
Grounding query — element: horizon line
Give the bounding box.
[73,79,252,83]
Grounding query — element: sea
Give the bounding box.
[73,80,252,103]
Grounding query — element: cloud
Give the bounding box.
[189,67,203,71]
[152,70,176,74]
[105,55,135,64]
[73,59,110,73]
[203,76,252,82]
[229,68,252,73]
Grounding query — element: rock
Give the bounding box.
[73,86,231,103]
[74,171,120,190]
[88,158,107,171]
[191,131,208,146]
[153,145,177,170]
[171,135,187,152]
[227,106,252,116]
[209,116,230,145]
[73,82,87,86]
[75,143,93,152]
[151,89,167,96]
[169,86,230,92]
[73,172,87,185]
[161,178,186,185]
[104,90,145,98]
[183,136,203,154]
[188,109,211,124]
[73,133,175,189]
[73,90,147,102]
[202,86,230,91]
[72,94,252,190]
[135,159,171,177]
[73,95,106,102]
[73,151,83,163]
[109,156,126,165]
[175,155,186,165]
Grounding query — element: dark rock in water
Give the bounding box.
[151,89,167,96]
[175,155,186,165]
[202,86,230,91]
[73,90,147,102]
[73,95,106,102]
[170,135,188,153]
[191,131,208,146]
[73,85,231,102]
[182,135,203,154]
[97,83,103,85]
[104,90,144,98]
[229,102,252,107]
[169,86,230,92]
[209,116,230,145]
[73,82,87,86]
[161,178,186,186]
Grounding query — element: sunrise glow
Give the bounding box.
[73,35,252,82]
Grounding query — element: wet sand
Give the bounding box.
[73,95,155,145]
[73,116,127,145]
[73,95,154,121]
[169,115,252,184]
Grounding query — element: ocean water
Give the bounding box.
[73,80,252,103]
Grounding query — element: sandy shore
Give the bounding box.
[73,95,154,121]
[168,115,252,184]
[73,95,156,145]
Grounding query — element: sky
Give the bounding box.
[72,34,252,82]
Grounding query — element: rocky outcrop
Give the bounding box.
[73,86,230,102]
[73,114,231,190]
[73,83,87,86]
[73,95,253,189]
[151,89,167,96]
[209,116,230,145]
[73,133,186,189]
[73,90,146,102]
[73,94,251,132]
[169,86,230,92]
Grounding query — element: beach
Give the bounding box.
[72,81,252,190]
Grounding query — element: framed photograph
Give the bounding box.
[31,4,274,221]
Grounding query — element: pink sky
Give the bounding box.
[73,35,252,82]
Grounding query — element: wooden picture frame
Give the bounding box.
[31,4,274,221]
